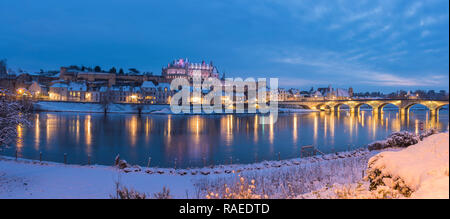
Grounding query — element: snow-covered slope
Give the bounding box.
[367,132,449,199]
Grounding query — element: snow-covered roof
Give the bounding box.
[141,81,157,89]
[50,83,68,88]
[334,88,350,97]
[68,82,87,91]
[110,86,140,92]
[99,87,108,92]
[30,81,46,87]
[312,91,323,97]
[157,83,171,89]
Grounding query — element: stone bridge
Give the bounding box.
[280,99,449,116]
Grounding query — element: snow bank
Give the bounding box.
[278,108,319,113]
[367,130,437,151]
[367,132,449,199]
[1,149,373,199]
[0,157,196,199]
[298,181,406,199]
[34,101,169,114]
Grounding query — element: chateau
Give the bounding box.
[162,58,219,80]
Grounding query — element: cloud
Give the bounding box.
[311,5,329,19]
[405,1,423,17]
[346,6,383,22]
[278,78,326,87]
[420,17,437,26]
[358,72,443,86]
[368,25,391,39]
[419,14,448,26]
[421,30,431,38]
[271,48,445,88]
[424,48,442,53]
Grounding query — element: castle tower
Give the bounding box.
[0,59,7,78]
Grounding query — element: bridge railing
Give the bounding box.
[281,97,449,102]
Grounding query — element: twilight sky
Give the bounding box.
[0,0,448,92]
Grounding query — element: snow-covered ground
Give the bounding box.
[278,108,319,113]
[299,132,449,199]
[35,101,321,114]
[0,157,196,199]
[34,101,169,114]
[1,132,448,199]
[0,149,372,199]
[367,132,449,199]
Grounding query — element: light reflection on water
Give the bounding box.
[4,108,449,168]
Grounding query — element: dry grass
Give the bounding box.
[110,178,172,199]
[194,153,372,199]
[205,175,268,199]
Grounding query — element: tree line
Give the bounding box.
[66,65,153,76]
[354,89,449,100]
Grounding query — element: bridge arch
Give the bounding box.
[355,103,373,111]
[400,102,444,116]
[404,103,428,111]
[436,104,449,111]
[283,99,448,116]
[315,103,332,110]
[292,104,312,110]
[379,102,400,112]
[334,103,351,111]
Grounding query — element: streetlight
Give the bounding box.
[17,88,24,95]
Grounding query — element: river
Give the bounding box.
[3,106,448,168]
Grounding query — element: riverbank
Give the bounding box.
[1,132,447,199]
[33,101,318,114]
[0,148,374,199]
[33,101,169,114]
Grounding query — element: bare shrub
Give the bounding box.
[194,153,371,199]
[300,181,404,199]
[366,156,413,197]
[205,175,268,199]
[110,181,148,199]
[368,130,437,151]
[0,99,31,149]
[110,179,172,199]
[152,186,172,199]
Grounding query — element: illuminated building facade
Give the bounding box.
[162,58,220,80]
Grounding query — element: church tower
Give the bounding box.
[348,87,354,97]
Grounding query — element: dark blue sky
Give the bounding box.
[1,0,448,92]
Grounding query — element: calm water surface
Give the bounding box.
[3,107,449,168]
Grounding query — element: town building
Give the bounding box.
[139,81,173,104]
[278,88,288,101]
[28,81,48,98]
[48,82,100,102]
[316,85,353,99]
[59,66,165,87]
[101,85,141,103]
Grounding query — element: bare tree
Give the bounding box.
[0,99,31,149]
[100,90,113,114]
[135,103,144,116]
